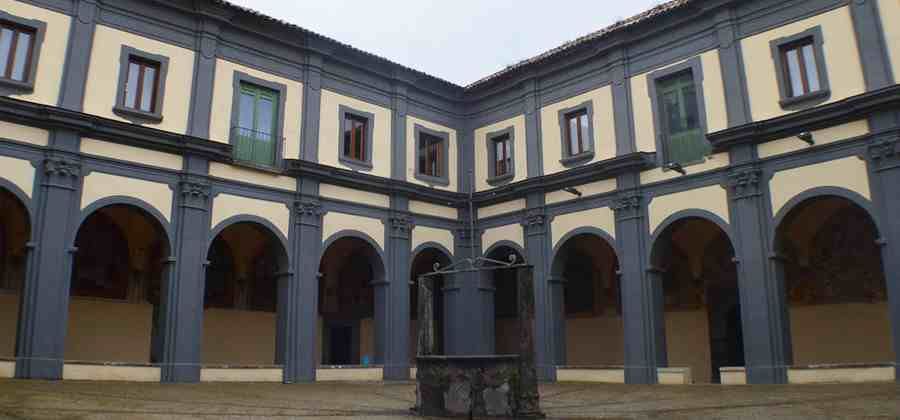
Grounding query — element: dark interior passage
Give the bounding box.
[410,247,450,361]
[0,188,29,358]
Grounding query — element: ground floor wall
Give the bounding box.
[790,302,893,365]
[202,308,276,365]
[565,316,624,366]
[0,293,18,358]
[65,299,153,363]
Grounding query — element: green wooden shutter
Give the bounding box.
[657,72,710,165]
[235,82,278,166]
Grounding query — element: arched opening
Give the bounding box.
[487,245,524,355]
[410,247,451,361]
[775,195,893,366]
[551,232,621,367]
[318,236,383,366]
[69,204,169,363]
[203,221,286,365]
[0,188,29,358]
[651,217,743,383]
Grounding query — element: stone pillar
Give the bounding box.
[187,18,220,139]
[726,166,791,384]
[521,205,554,380]
[372,280,389,365]
[15,152,82,379]
[547,275,566,366]
[849,0,894,91]
[275,270,293,366]
[301,54,323,161]
[285,197,324,382]
[614,190,662,384]
[384,212,412,379]
[159,177,210,383]
[58,0,96,111]
[867,134,900,383]
[445,225,485,355]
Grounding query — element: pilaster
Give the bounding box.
[391,85,409,181]
[384,208,412,379]
[849,0,894,90]
[520,205,554,381]
[286,195,324,382]
[187,18,221,138]
[58,0,97,111]
[301,54,323,161]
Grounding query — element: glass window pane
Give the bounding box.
[12,31,31,81]
[257,97,274,137]
[801,44,820,92]
[683,84,699,130]
[343,120,352,157]
[140,66,156,112]
[0,29,13,77]
[578,115,589,152]
[125,62,140,109]
[785,49,804,97]
[238,91,255,130]
[568,117,578,155]
[663,91,682,133]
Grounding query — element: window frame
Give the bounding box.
[229,71,287,170]
[556,100,595,167]
[485,126,516,186]
[0,11,46,95]
[113,46,169,124]
[770,26,830,110]
[413,123,450,186]
[646,56,710,168]
[338,105,375,171]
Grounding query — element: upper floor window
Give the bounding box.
[113,46,169,124]
[565,109,589,157]
[0,23,34,83]
[338,105,374,170]
[234,81,278,166]
[656,70,709,165]
[770,26,830,109]
[486,126,515,185]
[123,57,160,113]
[492,133,512,177]
[556,100,595,167]
[414,124,450,186]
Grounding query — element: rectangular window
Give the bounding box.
[492,133,512,177]
[656,70,709,165]
[418,132,443,178]
[0,22,35,82]
[780,38,820,98]
[343,114,368,162]
[233,82,278,166]
[564,109,589,157]
[123,58,160,113]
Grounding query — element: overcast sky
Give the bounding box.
[227,0,664,86]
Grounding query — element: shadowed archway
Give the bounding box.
[410,245,452,361]
[0,187,30,359]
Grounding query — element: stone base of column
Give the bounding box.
[383,364,410,381]
[746,365,788,384]
[536,363,556,382]
[625,366,657,384]
[161,365,200,383]
[16,359,63,380]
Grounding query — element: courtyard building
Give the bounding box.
[0,0,898,386]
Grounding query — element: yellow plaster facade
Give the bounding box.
[0,156,35,198]
[0,121,49,147]
[478,199,525,220]
[0,0,70,106]
[208,162,297,192]
[322,212,385,251]
[473,115,527,191]
[406,116,458,191]
[545,179,617,205]
[648,185,730,233]
[81,137,183,171]
[758,120,870,159]
[482,224,524,252]
[211,194,290,238]
[411,226,454,255]
[81,172,173,222]
[540,85,617,175]
[319,183,389,208]
[769,156,871,216]
[318,89,391,177]
[409,200,457,219]
[551,207,616,249]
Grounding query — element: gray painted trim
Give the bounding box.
[412,123,450,186]
[230,70,288,169]
[769,26,831,110]
[485,126,515,186]
[556,100,596,167]
[337,105,375,171]
[390,85,408,181]
[112,45,169,125]
[0,11,46,95]
[849,0,895,90]
[57,0,96,111]
[646,56,710,167]
[300,54,323,161]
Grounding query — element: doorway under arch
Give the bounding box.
[0,187,29,359]
[409,246,452,361]
[486,244,525,355]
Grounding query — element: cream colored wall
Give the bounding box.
[318,89,391,177]
[81,138,183,171]
[478,199,525,219]
[790,303,894,366]
[201,367,282,382]
[202,308,276,365]
[565,316,624,366]
[551,207,615,249]
[631,50,727,154]
[210,59,303,159]
[406,116,457,191]
[666,309,711,384]
[741,6,866,121]
[63,364,161,382]
[545,179,616,205]
[316,367,383,381]
[319,184,389,208]
[0,293,18,358]
[0,121,49,147]
[788,366,895,384]
[482,224,524,253]
[473,115,527,191]
[540,86,617,175]
[83,25,195,133]
[769,156,871,216]
[411,226,454,255]
[648,185,730,233]
[557,368,625,383]
[640,153,730,185]
[209,162,296,192]
[322,212,385,251]
[0,361,13,378]
[879,0,900,78]
[409,200,457,219]
[0,156,35,198]
[757,120,870,159]
[81,172,173,222]
[211,194,290,239]
[0,0,69,106]
[65,299,152,363]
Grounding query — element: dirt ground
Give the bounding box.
[0,379,896,419]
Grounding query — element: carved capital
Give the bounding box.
[295,200,325,227]
[179,180,211,210]
[612,193,643,221]
[520,208,547,236]
[868,135,900,172]
[726,168,762,201]
[389,214,414,239]
[42,157,81,189]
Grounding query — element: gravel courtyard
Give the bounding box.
[0,379,896,419]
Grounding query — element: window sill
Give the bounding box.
[415,173,450,187]
[231,159,283,174]
[486,173,514,186]
[559,150,595,167]
[339,156,373,171]
[779,89,830,110]
[113,106,164,124]
[0,77,35,95]
[661,156,709,171]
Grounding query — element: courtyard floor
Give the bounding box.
[0,379,897,419]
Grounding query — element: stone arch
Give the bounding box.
[550,226,618,276]
[483,240,526,264]
[207,214,290,265]
[75,196,174,253]
[770,186,882,252]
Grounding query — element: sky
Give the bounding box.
[226,0,665,86]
